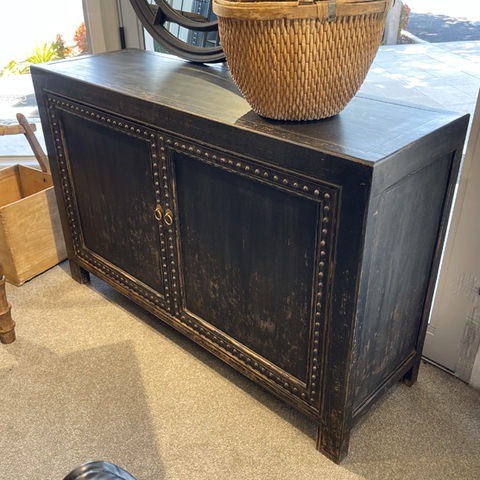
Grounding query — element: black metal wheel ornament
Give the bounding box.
[129,0,225,63]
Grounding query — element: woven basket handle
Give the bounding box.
[298,0,336,20]
[300,0,395,21]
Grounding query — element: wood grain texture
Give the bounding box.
[31,50,469,463]
[0,260,16,343]
[16,113,50,173]
[0,123,37,136]
[59,110,166,297]
[29,50,462,161]
[173,151,320,383]
[0,166,23,207]
[18,165,53,197]
[353,153,453,410]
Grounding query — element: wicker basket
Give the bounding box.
[213,0,394,121]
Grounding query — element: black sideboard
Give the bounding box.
[32,50,469,463]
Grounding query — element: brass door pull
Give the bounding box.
[154,205,163,221]
[164,209,173,226]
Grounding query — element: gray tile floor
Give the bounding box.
[1,41,479,157]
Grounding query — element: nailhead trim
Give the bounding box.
[47,94,166,310]
[48,95,339,408]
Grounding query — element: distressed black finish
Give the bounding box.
[174,152,320,383]
[32,50,469,463]
[61,111,166,296]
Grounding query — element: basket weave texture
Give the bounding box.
[215,1,390,121]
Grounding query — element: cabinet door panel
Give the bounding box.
[173,152,320,384]
[50,98,167,303]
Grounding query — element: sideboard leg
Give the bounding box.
[316,423,350,464]
[70,261,90,285]
[0,260,16,344]
[401,357,421,387]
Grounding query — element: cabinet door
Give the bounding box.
[162,135,339,415]
[47,95,170,312]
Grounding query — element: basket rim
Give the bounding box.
[213,0,394,21]
[220,0,394,3]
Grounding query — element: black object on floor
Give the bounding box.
[63,461,138,480]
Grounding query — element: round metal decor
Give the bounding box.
[129,0,225,63]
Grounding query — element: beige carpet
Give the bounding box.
[1,262,479,480]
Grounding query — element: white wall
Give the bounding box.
[83,0,121,53]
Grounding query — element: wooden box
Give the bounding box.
[32,50,469,462]
[0,164,67,286]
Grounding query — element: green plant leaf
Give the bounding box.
[25,42,60,64]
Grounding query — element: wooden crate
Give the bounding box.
[0,164,67,286]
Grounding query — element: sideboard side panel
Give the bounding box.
[353,152,453,410]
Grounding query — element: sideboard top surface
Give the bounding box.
[32,49,467,163]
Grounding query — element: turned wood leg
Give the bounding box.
[70,260,90,285]
[402,357,421,387]
[0,260,16,344]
